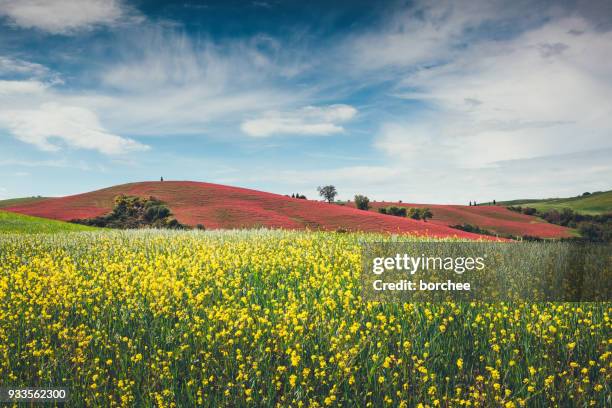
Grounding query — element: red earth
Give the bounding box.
[349,201,572,239]
[2,180,510,239]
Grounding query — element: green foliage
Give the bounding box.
[0,210,96,234]
[378,206,407,217]
[507,206,612,242]
[354,194,370,210]
[578,222,612,242]
[408,207,433,221]
[499,190,612,215]
[317,185,338,203]
[72,195,187,229]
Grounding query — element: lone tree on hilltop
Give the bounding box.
[317,185,338,203]
[354,194,370,210]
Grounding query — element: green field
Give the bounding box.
[0,196,49,208]
[497,190,612,215]
[0,210,97,234]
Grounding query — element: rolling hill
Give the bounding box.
[496,190,612,215]
[0,210,97,234]
[1,181,573,239]
[348,202,572,239]
[0,181,496,239]
[0,196,48,208]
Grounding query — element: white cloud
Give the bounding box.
[375,16,612,167]
[81,29,311,136]
[0,56,49,77]
[0,0,134,34]
[0,102,148,154]
[241,104,357,137]
[0,29,307,151]
[348,0,538,71]
[0,79,48,94]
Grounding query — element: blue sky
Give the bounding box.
[0,0,611,203]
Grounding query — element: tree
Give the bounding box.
[354,195,370,210]
[421,208,433,222]
[317,185,337,203]
[493,199,496,205]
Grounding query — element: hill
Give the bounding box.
[0,210,97,234]
[496,190,612,215]
[347,202,572,239]
[0,196,48,208]
[2,181,496,239]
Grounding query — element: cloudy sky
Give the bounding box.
[0,0,611,203]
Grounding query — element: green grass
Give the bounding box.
[0,196,49,208]
[496,190,612,215]
[0,210,97,234]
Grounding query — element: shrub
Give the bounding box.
[407,207,433,221]
[522,207,537,216]
[72,195,187,230]
[379,206,406,217]
[354,195,370,211]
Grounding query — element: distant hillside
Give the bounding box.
[0,210,96,234]
[0,196,48,208]
[496,190,612,215]
[348,202,572,239]
[2,181,491,239]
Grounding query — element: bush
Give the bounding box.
[578,222,612,242]
[354,195,370,211]
[522,207,537,216]
[72,195,187,230]
[378,206,406,217]
[408,207,433,221]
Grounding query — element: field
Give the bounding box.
[0,210,97,234]
[349,202,571,239]
[2,181,572,239]
[0,229,609,407]
[497,191,612,215]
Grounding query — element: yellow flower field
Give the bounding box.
[0,230,610,407]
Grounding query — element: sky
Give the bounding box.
[0,0,611,203]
